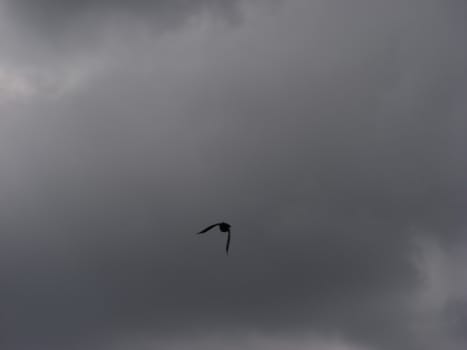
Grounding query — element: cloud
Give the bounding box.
[3,0,243,42]
[0,0,466,349]
[411,235,467,350]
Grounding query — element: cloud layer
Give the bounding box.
[0,1,466,349]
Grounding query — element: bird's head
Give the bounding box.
[219,222,231,232]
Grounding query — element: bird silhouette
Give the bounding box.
[197,222,231,255]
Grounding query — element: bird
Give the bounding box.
[197,222,231,255]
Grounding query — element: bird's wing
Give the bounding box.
[197,223,219,234]
[225,231,231,255]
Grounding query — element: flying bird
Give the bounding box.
[197,222,231,255]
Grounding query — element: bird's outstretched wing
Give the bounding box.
[225,231,231,255]
[197,223,220,234]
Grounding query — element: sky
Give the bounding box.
[0,0,466,349]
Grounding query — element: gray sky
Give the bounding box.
[0,1,466,349]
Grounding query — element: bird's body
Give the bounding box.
[197,222,232,254]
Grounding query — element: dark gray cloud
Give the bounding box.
[4,0,242,42]
[0,1,466,349]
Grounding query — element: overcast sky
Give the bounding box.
[0,1,466,349]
